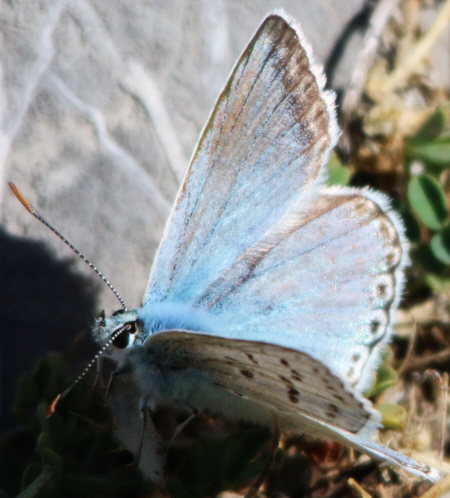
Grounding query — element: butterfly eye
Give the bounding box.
[112,322,137,349]
[112,330,130,349]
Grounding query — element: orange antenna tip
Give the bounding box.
[47,393,62,417]
[9,183,36,214]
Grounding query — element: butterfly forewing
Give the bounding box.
[145,13,337,305]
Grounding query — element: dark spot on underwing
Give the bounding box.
[288,385,300,403]
[329,404,339,413]
[352,353,361,363]
[240,369,254,379]
[234,391,244,397]
[313,367,320,374]
[333,394,345,401]
[279,375,293,385]
[280,358,289,367]
[291,369,302,381]
[245,353,258,364]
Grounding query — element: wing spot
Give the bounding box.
[352,353,361,363]
[233,391,244,397]
[240,369,254,379]
[378,218,394,240]
[279,375,294,385]
[289,394,300,404]
[376,283,387,298]
[288,385,300,403]
[291,369,302,379]
[280,358,290,367]
[313,367,320,374]
[329,403,339,413]
[386,250,400,268]
[245,353,258,364]
[370,320,381,334]
[333,394,345,401]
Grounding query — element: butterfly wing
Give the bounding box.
[144,330,379,436]
[193,188,408,392]
[142,330,438,481]
[142,11,407,391]
[145,12,337,305]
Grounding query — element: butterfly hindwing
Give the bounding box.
[193,188,407,391]
[140,330,439,481]
[144,330,379,437]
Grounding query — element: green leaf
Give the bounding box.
[374,403,407,430]
[430,225,450,264]
[396,204,422,244]
[424,274,450,292]
[414,243,447,275]
[326,152,351,186]
[405,109,450,168]
[407,137,450,168]
[364,365,398,398]
[409,108,446,144]
[407,175,448,230]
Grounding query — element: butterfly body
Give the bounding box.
[92,10,440,482]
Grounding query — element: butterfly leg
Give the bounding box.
[244,415,280,498]
[167,407,198,449]
[105,364,132,400]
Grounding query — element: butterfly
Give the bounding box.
[12,8,439,484]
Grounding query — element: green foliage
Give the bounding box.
[326,152,351,186]
[403,107,450,291]
[1,353,277,498]
[364,347,398,400]
[407,175,447,230]
[0,353,143,498]
[165,429,272,498]
[374,404,407,431]
[404,108,450,168]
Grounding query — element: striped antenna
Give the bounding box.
[9,182,127,310]
[46,322,133,416]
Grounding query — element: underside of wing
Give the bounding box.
[145,12,337,304]
[132,331,438,481]
[141,330,379,439]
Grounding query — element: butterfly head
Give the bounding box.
[93,308,144,357]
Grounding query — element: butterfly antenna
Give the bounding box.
[9,182,127,310]
[47,323,133,416]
